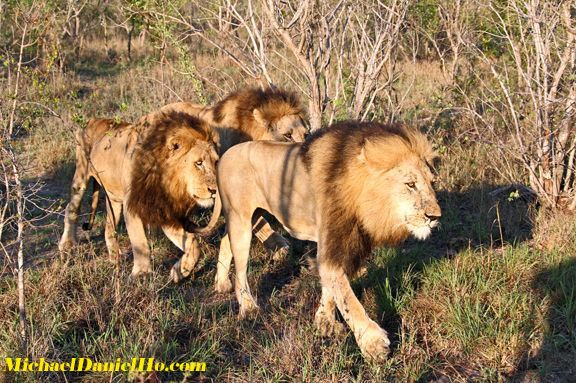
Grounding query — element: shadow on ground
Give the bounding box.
[512,257,576,382]
[350,183,537,347]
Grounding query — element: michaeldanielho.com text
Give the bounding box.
[3,358,206,373]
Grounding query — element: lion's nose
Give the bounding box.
[426,201,441,222]
[208,187,217,195]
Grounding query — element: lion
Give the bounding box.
[58,113,219,277]
[135,87,308,281]
[201,121,441,361]
[139,86,308,151]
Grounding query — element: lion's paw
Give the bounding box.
[356,322,390,362]
[131,262,152,277]
[214,277,233,293]
[170,261,192,284]
[238,299,260,319]
[314,313,346,337]
[272,246,289,262]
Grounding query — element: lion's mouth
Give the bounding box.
[407,224,432,240]
[194,195,215,208]
[406,218,438,241]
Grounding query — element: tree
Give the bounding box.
[464,0,576,209]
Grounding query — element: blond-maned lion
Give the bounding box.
[58,113,219,276]
[203,121,441,361]
[138,87,309,282]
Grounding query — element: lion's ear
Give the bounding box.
[358,139,397,171]
[167,136,183,154]
[253,109,270,129]
[358,139,377,165]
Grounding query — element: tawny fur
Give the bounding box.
[59,112,219,276]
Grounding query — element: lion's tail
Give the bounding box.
[82,178,100,231]
[193,190,222,237]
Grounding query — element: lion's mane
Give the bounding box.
[212,87,305,128]
[126,112,214,229]
[300,121,436,275]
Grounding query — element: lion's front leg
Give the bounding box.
[252,214,289,261]
[214,231,233,293]
[104,199,122,262]
[163,226,201,283]
[314,284,345,337]
[124,209,152,276]
[228,214,259,318]
[317,261,390,362]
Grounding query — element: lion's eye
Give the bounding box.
[406,182,416,189]
[283,132,292,140]
[195,160,203,167]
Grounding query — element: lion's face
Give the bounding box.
[253,109,308,143]
[356,142,441,244]
[185,142,219,208]
[385,156,441,240]
[166,138,219,209]
[272,114,308,142]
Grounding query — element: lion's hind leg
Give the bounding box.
[104,198,122,262]
[59,145,91,253]
[82,180,100,231]
[228,214,259,318]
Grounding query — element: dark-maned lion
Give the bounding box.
[139,87,309,282]
[58,113,219,276]
[205,121,441,361]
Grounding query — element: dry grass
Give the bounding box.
[1,36,575,383]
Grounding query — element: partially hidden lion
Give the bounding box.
[139,86,308,152]
[201,121,441,361]
[58,112,219,277]
[136,87,308,281]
